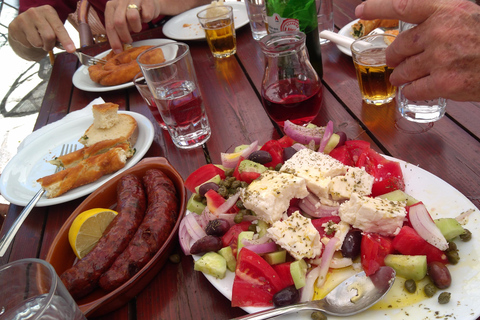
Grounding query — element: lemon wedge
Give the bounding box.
[68,208,118,259]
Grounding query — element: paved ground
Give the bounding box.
[0,1,79,215]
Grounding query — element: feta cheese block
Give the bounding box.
[329,167,374,201]
[280,148,347,199]
[339,193,407,236]
[241,170,309,224]
[267,211,322,260]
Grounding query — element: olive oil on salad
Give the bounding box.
[313,267,430,310]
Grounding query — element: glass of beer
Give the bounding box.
[197,5,236,58]
[351,33,397,105]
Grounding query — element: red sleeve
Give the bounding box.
[19,0,78,23]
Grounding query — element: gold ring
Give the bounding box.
[127,4,141,12]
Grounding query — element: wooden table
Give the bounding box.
[1,0,479,318]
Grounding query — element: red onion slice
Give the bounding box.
[318,121,334,153]
[179,217,192,255]
[284,120,325,145]
[184,212,207,241]
[216,191,241,215]
[300,237,339,302]
[220,141,259,168]
[409,203,448,251]
[299,192,339,217]
[243,241,277,255]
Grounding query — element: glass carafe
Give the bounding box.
[259,31,323,127]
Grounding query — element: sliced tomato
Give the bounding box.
[345,140,370,164]
[392,226,448,264]
[239,171,261,184]
[184,164,226,193]
[277,136,295,148]
[272,262,295,289]
[311,216,342,239]
[361,233,394,276]
[232,248,284,307]
[222,221,252,256]
[329,145,354,166]
[260,140,284,168]
[232,156,245,181]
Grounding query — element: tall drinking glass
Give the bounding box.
[245,0,268,40]
[396,22,447,123]
[137,43,211,149]
[0,258,86,320]
[316,0,334,44]
[133,72,167,130]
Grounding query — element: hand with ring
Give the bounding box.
[105,0,161,53]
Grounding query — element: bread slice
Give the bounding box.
[92,103,119,129]
[79,113,138,147]
[49,138,134,169]
[38,147,129,198]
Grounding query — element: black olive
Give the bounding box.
[283,146,298,161]
[341,230,362,259]
[205,219,230,236]
[273,285,300,307]
[248,150,273,164]
[198,182,219,197]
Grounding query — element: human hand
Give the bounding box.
[105,0,161,54]
[8,5,76,57]
[355,0,480,102]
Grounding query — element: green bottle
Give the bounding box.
[265,0,323,78]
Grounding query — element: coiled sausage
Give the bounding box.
[60,174,147,299]
[98,169,178,291]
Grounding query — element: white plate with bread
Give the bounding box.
[0,107,154,207]
[72,38,175,92]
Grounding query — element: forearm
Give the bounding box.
[8,33,48,62]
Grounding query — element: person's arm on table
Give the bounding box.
[105,0,211,53]
[355,0,480,102]
[8,4,77,61]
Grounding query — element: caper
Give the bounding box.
[275,163,283,171]
[224,168,234,177]
[446,249,460,265]
[169,253,181,264]
[231,180,242,189]
[404,279,417,293]
[217,186,228,197]
[438,292,451,304]
[460,229,472,242]
[236,200,245,209]
[240,181,249,188]
[193,193,204,202]
[248,223,257,232]
[202,197,207,205]
[424,283,437,297]
[448,241,457,251]
[310,311,327,320]
[234,211,244,224]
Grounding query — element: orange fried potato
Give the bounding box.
[88,45,165,86]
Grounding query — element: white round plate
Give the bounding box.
[162,2,249,41]
[191,156,480,319]
[337,19,359,56]
[72,39,175,92]
[0,111,154,207]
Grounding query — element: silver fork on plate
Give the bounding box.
[55,42,106,66]
[0,144,77,257]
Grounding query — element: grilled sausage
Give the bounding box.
[98,169,179,291]
[60,174,147,299]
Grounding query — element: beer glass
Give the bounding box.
[197,5,237,58]
[351,34,397,105]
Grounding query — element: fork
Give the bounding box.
[72,50,107,66]
[0,144,77,257]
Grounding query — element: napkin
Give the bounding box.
[18,97,105,152]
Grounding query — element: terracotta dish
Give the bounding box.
[46,157,186,317]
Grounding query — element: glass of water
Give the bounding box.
[396,21,447,123]
[0,258,86,320]
[245,0,268,40]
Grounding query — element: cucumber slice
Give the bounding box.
[378,190,419,206]
[194,252,227,279]
[187,195,206,215]
[218,246,236,272]
[264,250,286,265]
[435,218,466,241]
[290,259,308,289]
[384,254,427,281]
[237,231,254,258]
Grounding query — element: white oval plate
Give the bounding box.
[163,2,249,41]
[337,19,359,56]
[191,156,480,319]
[72,39,175,92]
[0,111,154,207]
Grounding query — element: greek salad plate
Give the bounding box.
[0,111,154,207]
[191,156,480,319]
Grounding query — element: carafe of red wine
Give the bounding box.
[259,31,323,127]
